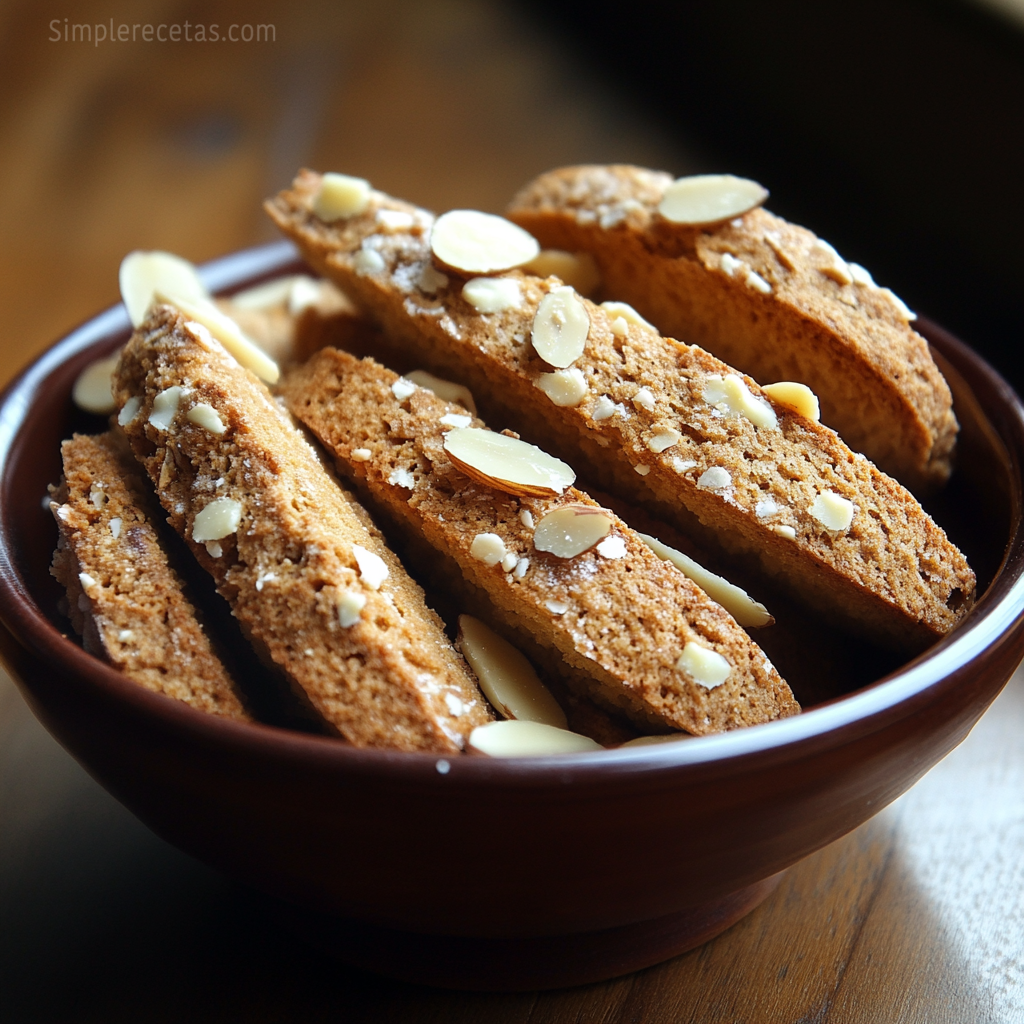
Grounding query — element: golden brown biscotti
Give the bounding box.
[506,165,957,495]
[112,304,491,752]
[282,349,800,735]
[265,171,975,653]
[49,430,250,719]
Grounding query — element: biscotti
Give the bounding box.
[282,348,800,735]
[265,170,975,653]
[112,303,491,751]
[49,429,250,719]
[505,165,957,494]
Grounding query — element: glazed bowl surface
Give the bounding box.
[1,241,1022,991]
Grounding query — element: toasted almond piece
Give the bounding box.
[619,733,693,747]
[120,250,208,328]
[430,210,539,274]
[405,370,477,415]
[336,591,367,627]
[881,287,916,322]
[117,396,141,426]
[312,172,371,221]
[442,426,574,497]
[352,543,389,589]
[657,174,768,226]
[599,300,657,333]
[535,367,588,407]
[676,641,731,690]
[458,615,567,728]
[531,285,589,368]
[155,292,280,384]
[809,491,855,531]
[533,504,612,559]
[468,719,602,756]
[813,239,854,286]
[647,426,681,453]
[638,532,772,628]
[762,381,821,421]
[72,354,120,414]
[148,386,184,431]
[703,374,777,429]
[187,402,226,435]
[461,276,523,313]
[469,532,507,566]
[523,249,601,294]
[191,497,242,543]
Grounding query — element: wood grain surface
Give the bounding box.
[0,2,1021,1020]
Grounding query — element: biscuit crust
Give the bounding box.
[283,350,800,735]
[50,430,249,719]
[112,305,490,751]
[506,165,957,495]
[266,171,975,653]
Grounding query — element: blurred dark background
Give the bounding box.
[534,0,1024,391]
[1,0,1022,389]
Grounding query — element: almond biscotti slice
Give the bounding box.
[506,165,957,495]
[282,349,799,735]
[265,171,975,653]
[112,304,491,752]
[49,429,250,720]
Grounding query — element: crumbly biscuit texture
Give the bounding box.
[282,349,800,735]
[265,171,975,652]
[505,164,957,494]
[112,304,490,751]
[49,430,249,719]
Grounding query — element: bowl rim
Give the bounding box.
[1,238,1022,784]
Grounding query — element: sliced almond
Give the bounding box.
[638,532,772,628]
[430,210,539,274]
[468,719,602,756]
[405,370,477,415]
[192,497,242,543]
[148,386,184,431]
[534,367,588,407]
[676,641,731,690]
[155,291,280,384]
[762,381,820,421]
[72,354,120,414]
[812,239,853,286]
[523,249,601,294]
[120,250,208,328]
[658,174,768,226]
[599,300,656,333]
[808,491,855,532]
[186,402,226,435]
[619,733,693,747]
[462,276,523,313]
[533,505,612,559]
[469,533,507,566]
[458,615,567,728]
[531,286,589,368]
[443,426,574,497]
[312,173,371,221]
[703,374,777,430]
[880,287,916,322]
[352,544,389,589]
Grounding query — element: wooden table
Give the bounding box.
[1,2,1021,1019]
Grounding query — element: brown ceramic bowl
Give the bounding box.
[1,241,1022,992]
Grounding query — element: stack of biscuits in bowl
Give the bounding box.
[3,164,1017,989]
[50,166,975,753]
